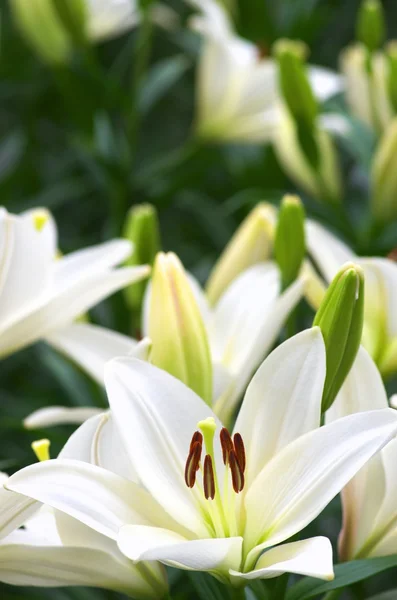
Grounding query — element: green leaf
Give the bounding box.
[140,55,191,115]
[286,555,397,600]
[368,591,397,600]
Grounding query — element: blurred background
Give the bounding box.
[2,0,397,598]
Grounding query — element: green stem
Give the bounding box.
[230,588,246,600]
[127,6,154,152]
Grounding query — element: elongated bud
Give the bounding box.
[313,263,365,412]
[53,0,87,46]
[205,203,276,305]
[386,42,397,113]
[371,118,397,222]
[123,204,161,312]
[274,39,317,131]
[149,252,213,405]
[356,0,385,53]
[10,0,86,65]
[275,195,305,290]
[274,107,342,205]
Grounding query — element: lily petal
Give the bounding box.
[105,357,223,536]
[0,529,164,598]
[244,409,397,564]
[46,323,139,385]
[118,524,243,573]
[24,406,103,429]
[0,208,56,331]
[54,239,132,291]
[235,328,325,485]
[0,474,38,541]
[306,220,355,282]
[0,265,149,358]
[326,347,388,560]
[213,267,303,423]
[58,412,138,482]
[231,537,333,581]
[5,459,181,540]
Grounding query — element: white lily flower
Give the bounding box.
[0,207,149,360]
[0,427,167,597]
[192,1,342,143]
[305,219,397,377]
[327,346,397,560]
[34,259,302,428]
[6,328,397,585]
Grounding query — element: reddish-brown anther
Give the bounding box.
[189,431,203,452]
[184,441,202,488]
[229,450,245,493]
[233,433,246,474]
[220,427,234,464]
[203,455,216,500]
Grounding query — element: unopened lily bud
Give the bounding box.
[274,39,316,130]
[123,204,160,312]
[274,39,320,169]
[10,0,86,65]
[275,195,305,290]
[371,118,397,222]
[386,42,397,114]
[274,107,342,205]
[52,0,87,46]
[356,0,385,54]
[341,44,393,132]
[205,203,276,305]
[313,263,364,412]
[149,252,213,405]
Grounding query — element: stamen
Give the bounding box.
[203,455,215,500]
[31,439,51,462]
[233,433,246,473]
[220,428,234,464]
[184,441,202,488]
[229,450,245,493]
[32,210,49,232]
[189,431,203,452]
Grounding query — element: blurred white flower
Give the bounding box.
[7,329,397,584]
[0,207,149,360]
[87,0,178,40]
[192,1,343,143]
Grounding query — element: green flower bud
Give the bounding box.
[274,107,342,205]
[10,0,87,65]
[386,41,397,114]
[149,252,213,405]
[274,39,317,128]
[52,0,87,47]
[356,0,385,53]
[275,195,305,290]
[123,204,161,312]
[274,39,320,169]
[205,203,276,305]
[313,263,365,413]
[371,117,397,222]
